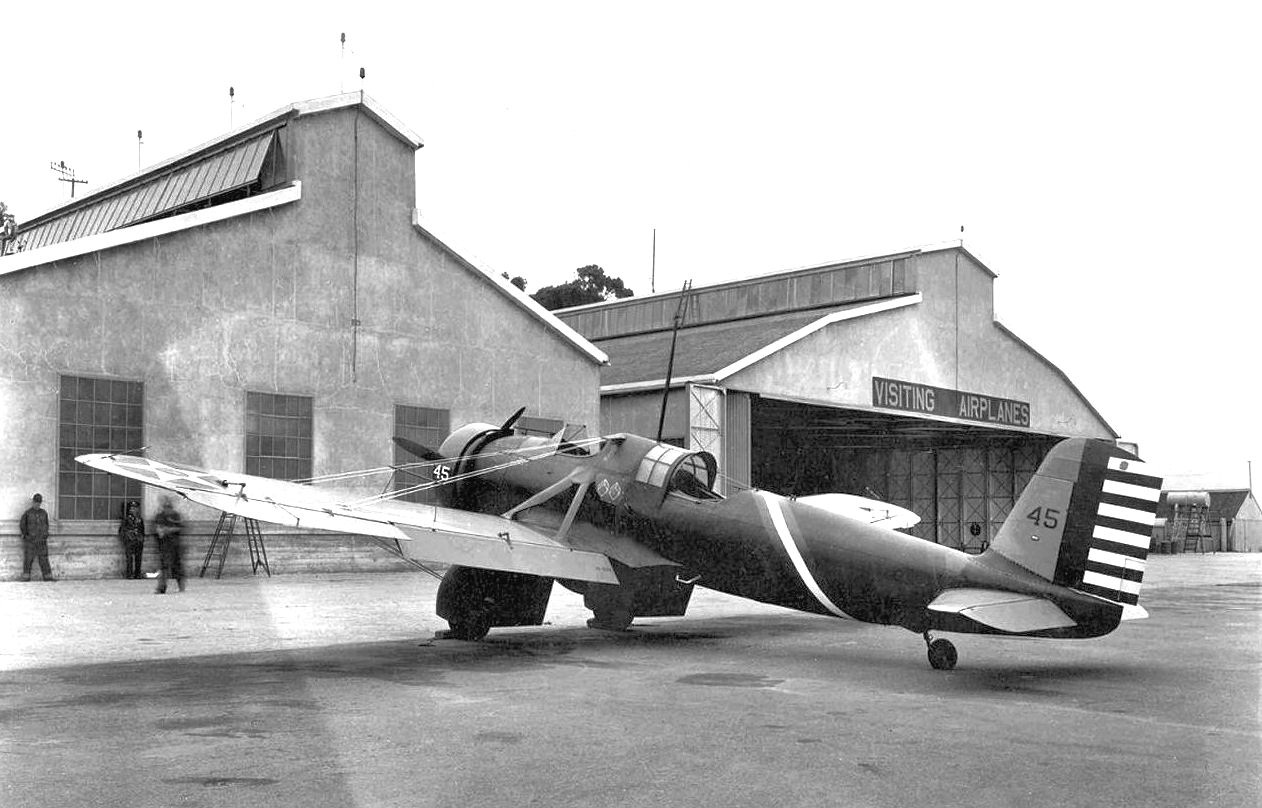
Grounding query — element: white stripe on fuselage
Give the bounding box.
[757,491,850,619]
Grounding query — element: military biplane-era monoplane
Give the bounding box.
[79,409,1160,670]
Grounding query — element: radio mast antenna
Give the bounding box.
[49,161,88,198]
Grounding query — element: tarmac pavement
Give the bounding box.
[1,554,1259,808]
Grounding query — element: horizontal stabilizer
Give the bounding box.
[796,493,920,529]
[928,588,1078,634]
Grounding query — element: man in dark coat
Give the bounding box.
[118,501,145,579]
[152,496,185,594]
[19,493,54,582]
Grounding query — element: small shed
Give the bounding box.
[1154,489,1262,552]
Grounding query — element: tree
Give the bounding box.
[531,265,633,310]
[0,202,17,255]
[500,272,527,292]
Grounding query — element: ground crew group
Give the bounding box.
[18,493,185,592]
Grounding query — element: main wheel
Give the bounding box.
[444,611,492,641]
[927,638,958,671]
[586,606,633,632]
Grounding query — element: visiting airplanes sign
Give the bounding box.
[872,377,1031,428]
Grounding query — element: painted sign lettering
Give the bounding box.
[872,377,1031,428]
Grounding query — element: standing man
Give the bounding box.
[117,501,145,579]
[19,493,54,582]
[152,496,185,594]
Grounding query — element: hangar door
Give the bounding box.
[749,397,1058,553]
[857,442,1055,551]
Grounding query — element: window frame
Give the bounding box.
[57,374,144,520]
[244,391,313,481]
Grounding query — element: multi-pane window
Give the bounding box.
[58,375,144,520]
[393,405,449,504]
[245,392,312,480]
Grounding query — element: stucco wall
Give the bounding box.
[725,251,1114,439]
[0,105,600,577]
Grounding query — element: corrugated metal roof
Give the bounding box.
[19,131,276,251]
[594,306,857,387]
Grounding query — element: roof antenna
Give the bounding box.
[136,130,143,171]
[651,228,657,295]
[49,161,88,198]
[340,33,346,92]
[229,86,235,128]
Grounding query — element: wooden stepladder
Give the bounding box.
[200,511,272,578]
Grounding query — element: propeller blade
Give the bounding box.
[392,436,445,462]
[499,406,528,432]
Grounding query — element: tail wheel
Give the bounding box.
[927,638,958,671]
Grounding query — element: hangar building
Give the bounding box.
[556,248,1120,552]
[0,92,605,579]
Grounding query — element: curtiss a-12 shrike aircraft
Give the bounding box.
[79,409,1161,670]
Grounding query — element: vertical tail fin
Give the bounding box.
[985,439,1162,606]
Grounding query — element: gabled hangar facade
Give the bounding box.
[557,248,1118,552]
[0,92,605,579]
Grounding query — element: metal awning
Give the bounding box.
[19,131,277,251]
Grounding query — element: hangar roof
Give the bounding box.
[0,92,605,366]
[595,294,920,390]
[560,246,1118,439]
[9,92,417,254]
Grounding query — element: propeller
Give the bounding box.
[499,406,527,432]
[392,436,446,462]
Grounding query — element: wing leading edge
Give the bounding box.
[76,453,618,584]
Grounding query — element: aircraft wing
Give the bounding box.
[76,453,619,584]
[927,588,1078,633]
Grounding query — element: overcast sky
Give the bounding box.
[3,2,1259,489]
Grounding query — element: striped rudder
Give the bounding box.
[985,439,1163,607]
[1077,455,1161,605]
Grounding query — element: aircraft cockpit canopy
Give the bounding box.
[634,444,721,500]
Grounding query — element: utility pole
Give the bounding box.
[49,161,87,198]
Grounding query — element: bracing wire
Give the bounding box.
[358,436,607,507]
[317,436,607,509]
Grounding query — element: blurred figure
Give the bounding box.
[117,501,145,579]
[152,497,185,594]
[19,493,54,582]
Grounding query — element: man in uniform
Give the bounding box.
[19,493,54,581]
[118,500,145,579]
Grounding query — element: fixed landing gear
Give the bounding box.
[585,608,633,632]
[433,566,553,641]
[923,632,958,671]
[437,611,492,642]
